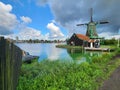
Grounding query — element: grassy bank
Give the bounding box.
[56,44,82,49]
[17,48,120,90]
[56,44,116,50]
[101,45,117,49]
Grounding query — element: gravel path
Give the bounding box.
[99,54,120,90]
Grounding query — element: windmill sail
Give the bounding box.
[90,8,93,22]
[76,8,109,39]
[76,23,88,26]
[99,21,109,24]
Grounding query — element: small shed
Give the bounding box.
[67,33,95,47]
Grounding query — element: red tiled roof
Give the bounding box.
[75,34,94,42]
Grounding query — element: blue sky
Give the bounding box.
[1,0,53,30]
[0,0,120,40]
[0,0,67,40]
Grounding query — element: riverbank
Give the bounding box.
[17,48,120,90]
[56,44,83,49]
[56,44,115,52]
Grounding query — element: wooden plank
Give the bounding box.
[0,37,22,90]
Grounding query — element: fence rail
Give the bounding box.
[0,37,22,90]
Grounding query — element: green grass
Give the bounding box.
[101,45,117,49]
[17,48,120,90]
[56,44,83,49]
[56,44,116,50]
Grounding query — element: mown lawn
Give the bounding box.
[17,48,120,90]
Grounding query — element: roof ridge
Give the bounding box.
[75,33,94,42]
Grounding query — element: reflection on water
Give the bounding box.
[67,49,103,64]
[67,49,83,60]
[15,43,42,56]
[16,43,105,63]
[38,43,72,61]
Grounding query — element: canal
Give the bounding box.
[16,43,105,63]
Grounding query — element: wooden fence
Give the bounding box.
[0,37,22,90]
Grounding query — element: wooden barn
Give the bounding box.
[67,33,97,48]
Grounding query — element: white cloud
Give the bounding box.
[0,2,12,11]
[5,26,48,40]
[47,22,64,39]
[0,1,18,35]
[111,34,120,39]
[20,16,32,24]
[18,27,42,40]
[98,32,113,39]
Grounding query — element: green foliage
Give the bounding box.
[103,39,117,45]
[17,50,120,90]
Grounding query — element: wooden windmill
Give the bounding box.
[76,8,109,39]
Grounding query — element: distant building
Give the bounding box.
[67,33,100,48]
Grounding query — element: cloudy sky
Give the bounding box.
[0,0,120,40]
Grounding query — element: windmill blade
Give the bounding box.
[90,8,93,22]
[99,21,109,24]
[76,23,88,26]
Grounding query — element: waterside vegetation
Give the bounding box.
[17,48,120,90]
[56,44,83,49]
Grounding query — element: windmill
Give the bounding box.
[76,8,109,39]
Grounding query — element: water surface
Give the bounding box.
[16,43,104,63]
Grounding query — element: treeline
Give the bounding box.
[15,39,66,43]
[102,38,118,45]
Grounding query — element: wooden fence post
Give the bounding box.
[0,37,22,90]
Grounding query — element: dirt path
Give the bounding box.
[99,54,120,90]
